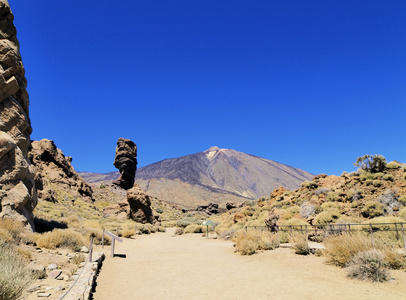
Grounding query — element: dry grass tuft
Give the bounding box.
[324,233,372,267]
[0,240,34,300]
[233,230,279,255]
[347,249,390,282]
[36,229,85,251]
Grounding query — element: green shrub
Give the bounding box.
[291,233,310,255]
[373,172,384,179]
[313,210,341,225]
[360,172,374,181]
[372,180,383,187]
[302,181,318,189]
[315,187,330,196]
[365,179,373,186]
[354,155,387,173]
[155,208,164,214]
[383,174,394,181]
[399,207,406,220]
[326,192,339,202]
[233,230,279,255]
[347,250,390,282]
[176,217,200,228]
[321,202,340,211]
[174,228,184,235]
[386,161,402,169]
[361,202,384,218]
[0,240,34,300]
[184,224,207,234]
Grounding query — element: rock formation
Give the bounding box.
[196,203,219,215]
[112,138,138,190]
[126,184,154,223]
[29,139,94,203]
[0,1,37,229]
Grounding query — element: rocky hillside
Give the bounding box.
[213,160,406,236]
[81,147,314,208]
[0,1,37,229]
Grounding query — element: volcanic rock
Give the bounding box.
[226,201,237,210]
[127,184,154,223]
[265,208,285,232]
[0,1,37,230]
[112,138,137,190]
[29,139,94,203]
[196,203,219,215]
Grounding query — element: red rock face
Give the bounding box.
[127,184,154,224]
[112,138,137,190]
[0,1,37,230]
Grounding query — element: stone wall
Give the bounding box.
[0,0,37,229]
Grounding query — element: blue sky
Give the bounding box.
[11,0,406,175]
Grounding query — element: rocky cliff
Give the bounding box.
[29,139,94,203]
[0,1,36,229]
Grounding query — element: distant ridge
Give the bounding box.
[80,147,313,208]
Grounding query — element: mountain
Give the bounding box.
[80,147,314,208]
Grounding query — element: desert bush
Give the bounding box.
[121,228,136,238]
[302,181,318,189]
[372,172,384,179]
[291,233,310,255]
[354,154,387,173]
[399,207,406,220]
[215,221,233,235]
[324,233,372,267]
[176,217,200,228]
[83,220,103,229]
[174,228,184,235]
[321,202,340,211]
[136,223,156,234]
[315,187,330,196]
[314,210,341,225]
[373,180,383,187]
[386,161,402,169]
[16,247,32,261]
[365,179,373,186]
[361,201,384,218]
[219,228,238,240]
[383,174,394,181]
[155,208,164,214]
[346,250,389,282]
[326,192,339,202]
[281,218,309,227]
[36,229,85,251]
[300,203,315,218]
[184,224,207,234]
[85,228,111,245]
[71,253,86,265]
[0,240,34,300]
[359,171,374,181]
[382,248,406,270]
[157,226,166,232]
[233,230,279,255]
[0,218,24,243]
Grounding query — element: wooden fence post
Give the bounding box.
[395,223,400,240]
[89,236,94,262]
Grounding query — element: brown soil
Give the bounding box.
[93,228,406,300]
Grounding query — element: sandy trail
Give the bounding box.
[93,228,406,300]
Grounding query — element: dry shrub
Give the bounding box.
[0,218,24,242]
[86,228,111,245]
[61,215,80,227]
[16,247,32,261]
[0,240,34,300]
[71,253,86,265]
[347,250,390,282]
[324,233,372,267]
[136,223,156,234]
[382,248,406,270]
[121,228,136,238]
[174,228,184,235]
[36,229,85,251]
[291,233,310,255]
[233,230,279,255]
[157,226,166,232]
[184,224,209,234]
[83,220,103,229]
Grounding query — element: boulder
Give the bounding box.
[127,184,154,223]
[196,203,219,215]
[226,201,237,210]
[112,138,137,189]
[0,1,37,230]
[265,208,285,232]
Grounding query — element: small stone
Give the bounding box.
[37,293,51,297]
[26,285,41,293]
[36,248,42,253]
[47,264,58,271]
[55,285,65,291]
[48,270,62,279]
[80,246,89,253]
[60,274,69,281]
[79,262,86,268]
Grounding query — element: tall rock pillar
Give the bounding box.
[0,1,37,230]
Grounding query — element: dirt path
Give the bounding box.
[93,228,406,300]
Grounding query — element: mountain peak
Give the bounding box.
[205,146,221,152]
